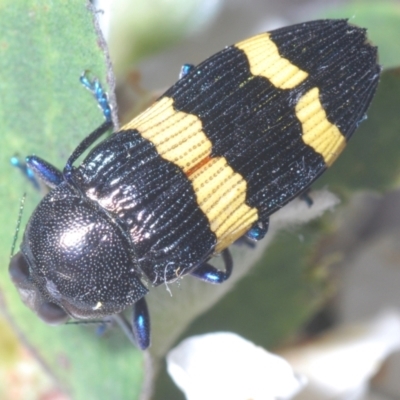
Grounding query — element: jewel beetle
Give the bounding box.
[9,19,380,350]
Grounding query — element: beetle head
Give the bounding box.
[9,183,148,325]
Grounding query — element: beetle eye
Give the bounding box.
[9,252,30,285]
[37,302,69,325]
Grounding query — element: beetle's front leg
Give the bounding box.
[11,156,42,190]
[25,156,64,189]
[11,155,64,190]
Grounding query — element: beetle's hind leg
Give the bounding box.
[191,248,233,284]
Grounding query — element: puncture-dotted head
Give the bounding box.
[9,183,148,324]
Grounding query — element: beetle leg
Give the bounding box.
[25,156,64,189]
[245,218,269,241]
[64,120,112,176]
[12,73,113,189]
[10,156,42,190]
[191,248,233,284]
[111,297,150,350]
[132,297,151,350]
[299,188,313,207]
[80,72,112,122]
[11,155,64,191]
[234,218,269,248]
[179,63,195,79]
[12,121,113,189]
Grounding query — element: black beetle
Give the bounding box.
[9,20,380,349]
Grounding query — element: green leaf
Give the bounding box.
[0,2,144,399]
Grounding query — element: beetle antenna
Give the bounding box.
[10,193,26,258]
[66,320,113,326]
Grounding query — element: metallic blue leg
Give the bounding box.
[10,156,40,190]
[132,297,151,350]
[234,219,269,248]
[191,249,233,284]
[12,73,112,189]
[80,72,112,122]
[245,219,269,241]
[95,321,110,337]
[11,155,63,191]
[299,189,313,207]
[179,63,195,79]
[65,74,113,175]
[111,298,150,350]
[25,156,63,189]
[13,120,112,190]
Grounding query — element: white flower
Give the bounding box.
[167,332,306,400]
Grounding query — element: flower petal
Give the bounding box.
[167,332,305,400]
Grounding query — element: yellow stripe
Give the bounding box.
[296,87,346,166]
[121,97,258,252]
[235,33,308,89]
[190,158,258,252]
[123,97,211,171]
